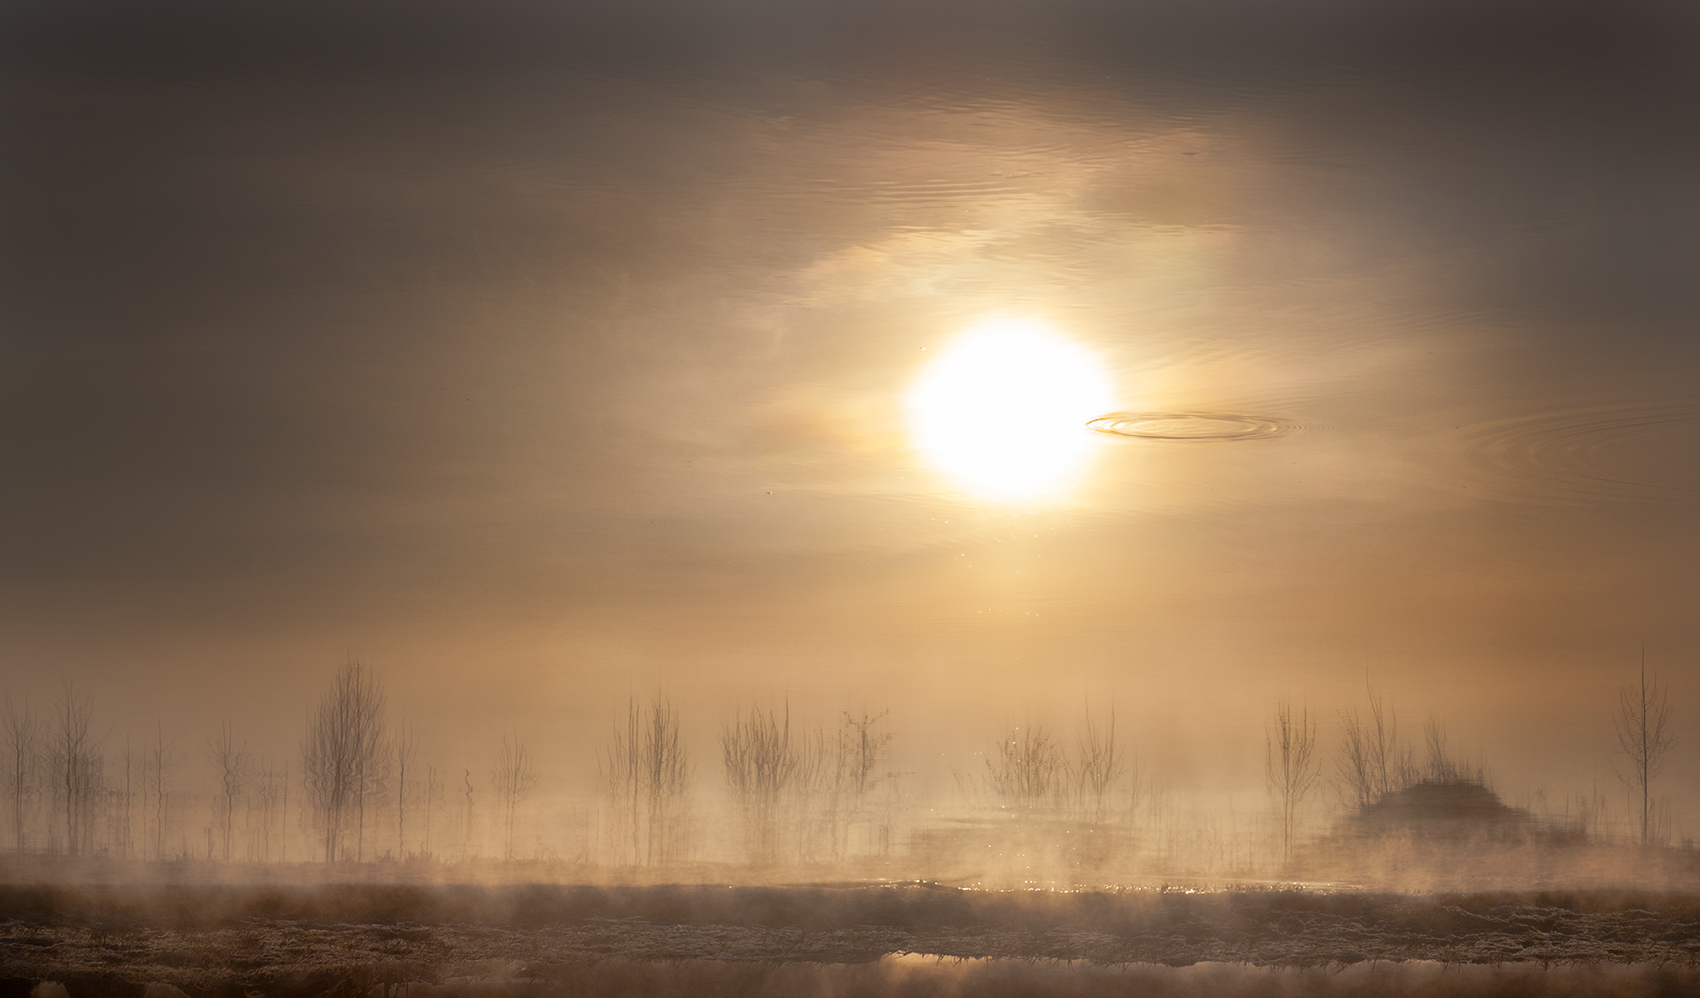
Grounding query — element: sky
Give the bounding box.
[4,0,1700,823]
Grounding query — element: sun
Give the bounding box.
[906,319,1114,499]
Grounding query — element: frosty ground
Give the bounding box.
[3,880,1700,997]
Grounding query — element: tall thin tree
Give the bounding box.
[422,763,442,858]
[1076,707,1123,824]
[119,737,135,859]
[1616,650,1674,846]
[301,661,387,862]
[492,731,536,862]
[723,703,802,863]
[601,700,642,863]
[280,760,288,863]
[150,721,173,860]
[253,758,277,862]
[54,681,97,857]
[602,698,693,866]
[641,698,690,865]
[396,721,416,857]
[2,696,36,852]
[458,769,474,862]
[835,711,891,855]
[207,720,246,862]
[1266,700,1320,868]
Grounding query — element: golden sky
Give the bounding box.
[3,0,1699,823]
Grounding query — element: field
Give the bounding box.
[3,878,1700,997]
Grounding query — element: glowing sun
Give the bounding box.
[907,319,1114,499]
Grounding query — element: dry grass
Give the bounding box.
[6,880,1700,985]
[9,958,1700,998]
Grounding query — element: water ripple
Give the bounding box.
[1457,401,1700,503]
[1087,411,1303,442]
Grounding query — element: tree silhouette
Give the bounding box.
[207,719,247,862]
[1266,700,1319,867]
[603,697,693,865]
[1336,678,1413,808]
[722,704,801,863]
[149,722,173,860]
[986,724,1063,810]
[301,662,387,862]
[492,731,536,861]
[2,696,36,852]
[1616,651,1674,846]
[53,681,98,857]
[396,721,416,857]
[1075,707,1124,825]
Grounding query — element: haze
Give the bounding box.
[4,0,1700,867]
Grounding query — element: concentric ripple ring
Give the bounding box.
[1087,411,1303,442]
[1457,400,1700,503]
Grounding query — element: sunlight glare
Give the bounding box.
[907,319,1114,499]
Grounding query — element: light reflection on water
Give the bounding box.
[1453,401,1700,504]
[1087,412,1303,442]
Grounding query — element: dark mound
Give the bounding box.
[1349,782,1532,843]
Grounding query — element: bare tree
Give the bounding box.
[789,726,836,861]
[1075,707,1124,824]
[1336,678,1414,808]
[458,769,474,861]
[355,725,390,862]
[722,704,802,863]
[301,662,388,863]
[280,760,289,863]
[603,700,698,865]
[1266,700,1320,868]
[1423,718,1475,784]
[842,712,889,801]
[251,757,280,862]
[117,737,136,859]
[1617,651,1674,847]
[149,722,173,860]
[491,732,536,861]
[422,763,442,858]
[207,720,247,862]
[395,721,416,857]
[2,696,36,852]
[640,699,690,865]
[826,711,890,856]
[986,724,1064,810]
[53,681,100,857]
[601,701,641,863]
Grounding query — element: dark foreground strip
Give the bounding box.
[4,960,1700,998]
[2,884,1700,995]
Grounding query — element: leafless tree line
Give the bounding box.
[719,705,894,865]
[602,697,691,866]
[298,662,449,863]
[979,707,1137,825]
[1328,660,1676,849]
[0,654,1680,866]
[297,663,472,863]
[492,730,537,861]
[1334,678,1481,810]
[0,667,505,865]
[0,684,111,857]
[720,703,800,864]
[1,685,161,859]
[301,661,389,863]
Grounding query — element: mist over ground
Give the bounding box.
[6,0,1700,993]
